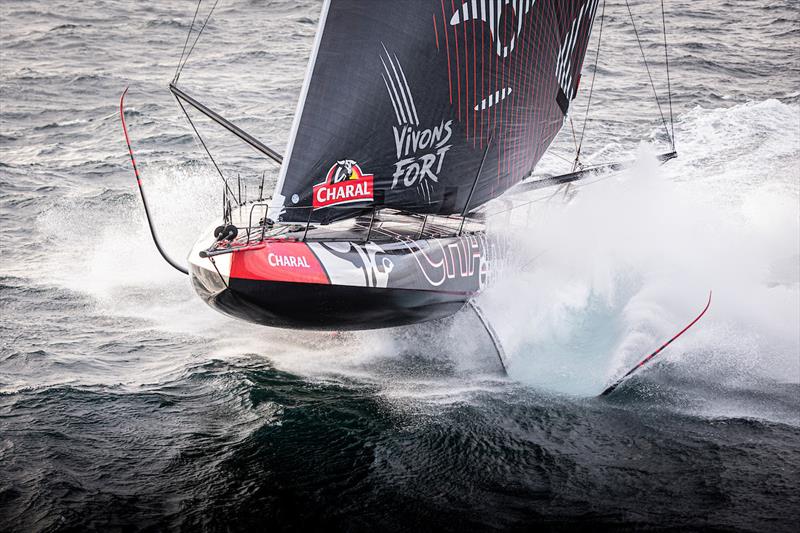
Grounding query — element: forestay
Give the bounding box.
[272,0,600,222]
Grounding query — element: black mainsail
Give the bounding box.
[272,0,600,222]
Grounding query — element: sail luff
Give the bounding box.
[270,0,332,212]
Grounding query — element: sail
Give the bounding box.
[272,0,600,222]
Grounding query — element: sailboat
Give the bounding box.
[121,0,708,388]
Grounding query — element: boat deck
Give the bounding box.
[204,204,485,256]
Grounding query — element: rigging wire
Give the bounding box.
[576,0,606,160]
[548,150,579,166]
[661,0,675,150]
[175,0,221,83]
[174,0,203,82]
[568,115,581,171]
[170,0,235,222]
[483,192,553,219]
[173,94,238,213]
[623,0,673,148]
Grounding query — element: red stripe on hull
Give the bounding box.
[230,242,330,284]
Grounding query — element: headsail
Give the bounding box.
[273,0,600,222]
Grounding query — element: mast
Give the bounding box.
[269,0,332,217]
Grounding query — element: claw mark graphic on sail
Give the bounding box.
[381,44,454,203]
[474,87,512,111]
[449,0,536,58]
[556,0,599,99]
[380,43,419,126]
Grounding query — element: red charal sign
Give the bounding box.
[230,242,329,284]
[312,160,374,209]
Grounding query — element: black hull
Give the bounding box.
[197,277,469,330]
[189,230,491,330]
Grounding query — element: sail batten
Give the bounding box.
[273,0,599,222]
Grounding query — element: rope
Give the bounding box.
[483,193,552,219]
[568,115,580,170]
[577,0,606,159]
[174,0,203,82]
[661,0,675,150]
[624,0,672,147]
[208,256,229,288]
[173,94,238,203]
[175,0,221,82]
[548,150,578,165]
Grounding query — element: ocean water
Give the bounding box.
[1,0,799,531]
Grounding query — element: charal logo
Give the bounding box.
[229,242,329,285]
[268,253,310,268]
[312,159,374,209]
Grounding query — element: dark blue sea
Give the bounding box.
[1,0,799,531]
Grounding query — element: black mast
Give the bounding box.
[169,83,283,165]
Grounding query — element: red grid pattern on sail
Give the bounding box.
[472,14,477,147]
[441,0,452,104]
[464,7,470,140]
[435,1,596,207]
[451,0,461,122]
[433,13,440,51]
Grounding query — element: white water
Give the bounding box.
[479,99,799,397]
